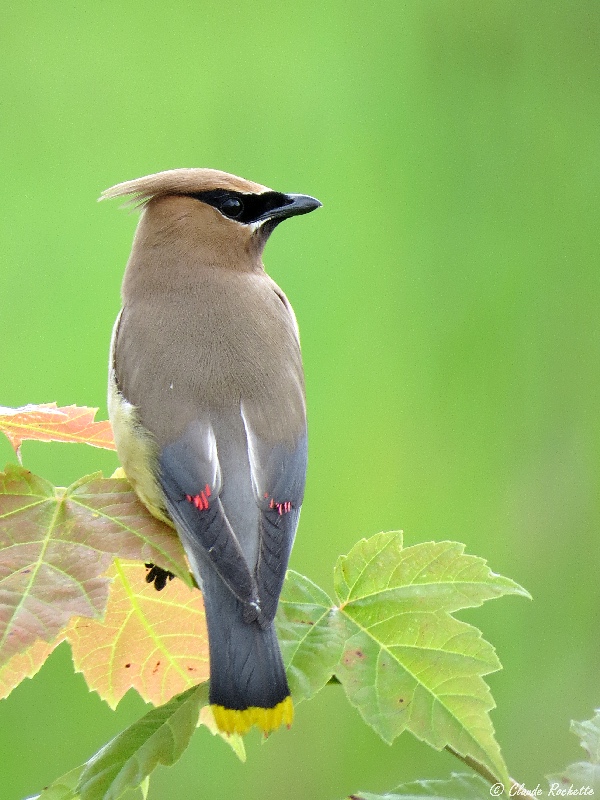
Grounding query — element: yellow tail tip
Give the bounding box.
[211,696,294,735]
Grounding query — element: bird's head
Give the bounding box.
[101,168,321,269]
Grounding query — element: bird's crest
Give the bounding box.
[100,168,270,207]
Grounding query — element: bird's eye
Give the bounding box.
[220,197,244,219]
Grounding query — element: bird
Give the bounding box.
[102,168,320,736]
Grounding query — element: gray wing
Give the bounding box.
[242,405,308,624]
[159,420,262,623]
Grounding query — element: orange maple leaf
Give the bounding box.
[67,560,209,709]
[0,402,116,459]
[0,465,190,668]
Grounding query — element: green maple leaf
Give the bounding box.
[278,532,529,786]
[347,772,492,799]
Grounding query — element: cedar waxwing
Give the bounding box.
[103,169,320,735]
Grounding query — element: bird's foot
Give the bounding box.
[145,563,175,591]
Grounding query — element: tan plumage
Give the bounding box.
[104,168,320,734]
[101,167,269,205]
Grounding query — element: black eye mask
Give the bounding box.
[189,189,293,224]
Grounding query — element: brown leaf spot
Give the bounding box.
[152,661,161,674]
[342,648,366,666]
[124,663,131,668]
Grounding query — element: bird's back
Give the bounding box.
[105,168,319,734]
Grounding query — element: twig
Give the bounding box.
[444,745,538,800]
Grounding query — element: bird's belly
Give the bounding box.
[108,369,172,527]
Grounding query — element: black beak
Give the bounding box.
[258,193,322,224]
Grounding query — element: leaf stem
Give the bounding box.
[445,746,538,799]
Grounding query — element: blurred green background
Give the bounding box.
[2,1,599,797]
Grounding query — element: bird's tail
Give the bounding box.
[200,564,293,736]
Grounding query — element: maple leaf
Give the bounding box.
[0,465,190,668]
[31,687,210,800]
[332,533,528,786]
[0,403,115,460]
[347,772,492,800]
[277,571,347,704]
[76,684,209,800]
[278,533,530,788]
[67,560,208,709]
